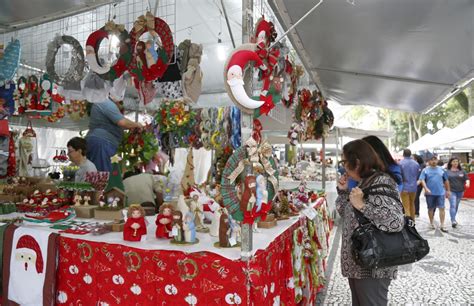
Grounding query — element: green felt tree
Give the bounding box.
[104,155,125,193]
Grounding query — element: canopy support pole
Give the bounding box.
[321,137,326,190]
[270,0,323,49]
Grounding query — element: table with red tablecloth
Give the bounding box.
[51,197,331,305]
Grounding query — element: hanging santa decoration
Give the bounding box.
[85,20,132,81]
[223,44,267,114]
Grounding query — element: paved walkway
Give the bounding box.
[317,197,474,305]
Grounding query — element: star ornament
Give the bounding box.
[111,154,122,164]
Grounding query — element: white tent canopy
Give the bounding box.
[408,133,436,152]
[437,116,474,148]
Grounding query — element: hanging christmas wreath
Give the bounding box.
[221,137,279,223]
[128,11,174,82]
[118,125,159,168]
[155,100,196,134]
[85,21,132,81]
[45,35,85,86]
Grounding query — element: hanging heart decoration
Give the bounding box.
[0,39,21,83]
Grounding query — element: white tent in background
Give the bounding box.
[422,127,454,149]
[437,116,474,148]
[408,133,436,151]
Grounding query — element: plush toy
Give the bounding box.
[155,203,173,239]
[123,204,147,242]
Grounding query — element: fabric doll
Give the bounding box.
[123,204,147,242]
[155,203,173,239]
[219,211,230,247]
[189,192,205,230]
[145,40,158,68]
[171,211,184,242]
[183,212,196,243]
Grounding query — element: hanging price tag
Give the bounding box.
[302,207,318,220]
[229,236,237,246]
[172,226,178,236]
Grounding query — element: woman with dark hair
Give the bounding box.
[362,136,403,190]
[336,139,404,306]
[413,154,425,217]
[446,157,470,228]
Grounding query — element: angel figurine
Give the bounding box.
[189,192,207,231]
[183,212,196,243]
[83,195,91,206]
[74,194,82,206]
[123,204,147,242]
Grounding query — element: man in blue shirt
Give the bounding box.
[399,149,420,219]
[419,156,451,232]
[86,75,143,172]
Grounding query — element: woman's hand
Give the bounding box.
[349,187,365,211]
[337,173,348,190]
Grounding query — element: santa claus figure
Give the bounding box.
[9,233,47,304]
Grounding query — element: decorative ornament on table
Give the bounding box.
[155,203,174,239]
[189,190,209,233]
[221,135,279,224]
[180,148,196,195]
[100,155,126,209]
[170,210,184,243]
[45,35,85,90]
[183,211,197,243]
[123,204,147,242]
[85,20,131,81]
[0,39,21,83]
[128,12,174,104]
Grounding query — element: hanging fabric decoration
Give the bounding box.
[0,39,21,84]
[25,75,39,113]
[128,12,174,104]
[224,44,267,114]
[85,21,131,81]
[221,136,278,223]
[182,42,203,103]
[36,74,53,115]
[13,76,27,114]
[45,35,85,89]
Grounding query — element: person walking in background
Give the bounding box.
[399,149,420,219]
[419,156,451,232]
[336,139,404,306]
[362,136,403,191]
[413,154,425,217]
[446,157,470,228]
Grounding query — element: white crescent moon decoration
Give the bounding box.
[224,43,266,114]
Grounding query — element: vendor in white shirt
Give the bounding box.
[67,137,97,182]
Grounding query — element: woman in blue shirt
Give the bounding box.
[86,76,143,172]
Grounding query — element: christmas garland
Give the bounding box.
[45,35,85,86]
[117,126,159,168]
[85,21,132,81]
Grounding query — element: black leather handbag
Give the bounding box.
[351,183,430,269]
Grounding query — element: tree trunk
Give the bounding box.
[407,113,413,144]
[410,113,423,140]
